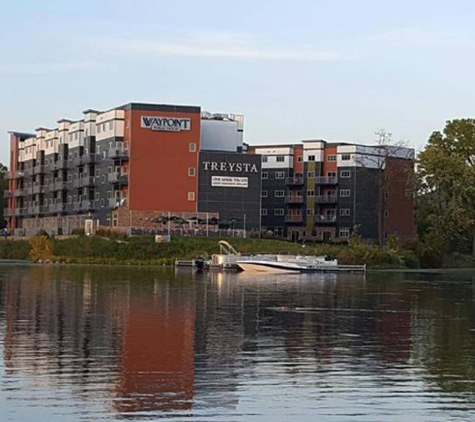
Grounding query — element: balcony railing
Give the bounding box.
[15,208,22,216]
[80,175,94,187]
[24,167,34,177]
[285,177,304,186]
[4,208,13,217]
[33,165,45,175]
[108,198,121,208]
[32,183,44,195]
[72,178,81,189]
[108,173,129,184]
[54,179,68,191]
[54,203,67,213]
[315,176,338,185]
[315,215,337,224]
[40,205,50,214]
[285,195,304,204]
[71,156,83,167]
[82,154,96,165]
[285,214,304,224]
[55,160,68,170]
[80,200,94,211]
[14,170,25,178]
[315,195,338,204]
[13,189,24,197]
[3,190,13,199]
[109,147,129,160]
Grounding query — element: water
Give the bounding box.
[1,265,475,421]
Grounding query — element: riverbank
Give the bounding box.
[0,234,437,269]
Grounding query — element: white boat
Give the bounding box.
[236,254,344,273]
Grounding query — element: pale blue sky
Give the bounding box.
[1,0,475,165]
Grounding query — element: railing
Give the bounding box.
[315,176,338,185]
[80,200,94,211]
[54,203,67,213]
[24,167,34,177]
[315,215,337,224]
[71,156,83,167]
[14,170,25,178]
[285,177,304,186]
[40,205,50,214]
[33,165,45,175]
[108,198,120,208]
[54,179,67,190]
[15,208,22,216]
[315,195,338,204]
[4,208,13,217]
[109,147,129,160]
[72,178,81,189]
[55,160,68,170]
[3,190,13,199]
[108,173,128,184]
[285,214,304,223]
[81,175,94,187]
[285,195,304,204]
[13,189,24,197]
[82,154,96,164]
[32,183,44,194]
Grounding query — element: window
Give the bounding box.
[188,192,195,201]
[274,190,285,197]
[307,209,314,216]
[107,190,112,199]
[297,156,303,162]
[340,189,351,197]
[101,175,106,184]
[261,209,268,216]
[276,156,285,162]
[85,128,89,137]
[339,208,351,216]
[274,209,285,216]
[189,143,196,152]
[262,156,268,162]
[261,190,268,198]
[307,190,315,197]
[95,192,100,201]
[341,154,351,161]
[102,123,106,132]
[339,227,350,238]
[327,154,336,162]
[308,155,316,162]
[384,192,389,198]
[67,196,72,204]
[97,125,101,133]
[188,167,196,177]
[262,171,268,179]
[340,170,351,178]
[384,210,389,218]
[109,121,114,130]
[307,171,315,178]
[100,198,105,208]
[95,169,100,177]
[275,171,285,179]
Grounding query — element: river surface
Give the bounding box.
[1,265,475,421]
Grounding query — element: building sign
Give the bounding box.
[212,176,248,188]
[141,116,191,132]
[203,161,258,173]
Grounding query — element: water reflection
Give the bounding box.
[1,266,475,421]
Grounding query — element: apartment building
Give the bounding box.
[249,140,415,243]
[5,103,261,236]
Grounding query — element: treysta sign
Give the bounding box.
[141,116,191,132]
[202,161,258,173]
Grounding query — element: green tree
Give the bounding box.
[417,119,475,256]
[0,163,7,229]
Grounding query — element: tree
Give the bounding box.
[417,119,475,256]
[0,163,7,229]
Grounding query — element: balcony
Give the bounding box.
[32,183,44,195]
[109,147,129,160]
[285,214,304,224]
[285,177,304,186]
[80,200,94,211]
[55,160,68,170]
[7,171,14,179]
[24,167,34,177]
[31,205,40,215]
[285,195,304,205]
[80,175,94,187]
[315,215,337,224]
[82,154,96,165]
[54,179,68,191]
[3,190,13,199]
[33,165,45,175]
[108,198,121,208]
[315,176,338,185]
[14,170,25,178]
[4,208,13,217]
[40,205,50,214]
[15,208,22,217]
[108,173,129,184]
[71,156,83,167]
[13,189,24,197]
[54,203,67,213]
[72,178,82,189]
[315,195,338,204]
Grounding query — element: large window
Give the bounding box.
[276,156,285,162]
[274,209,285,216]
[340,170,351,178]
[274,190,285,197]
[340,189,351,197]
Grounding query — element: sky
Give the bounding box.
[1,0,475,165]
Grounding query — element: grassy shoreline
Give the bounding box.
[1,234,473,269]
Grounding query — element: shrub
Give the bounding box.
[29,235,53,262]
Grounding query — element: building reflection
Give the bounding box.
[2,265,475,418]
